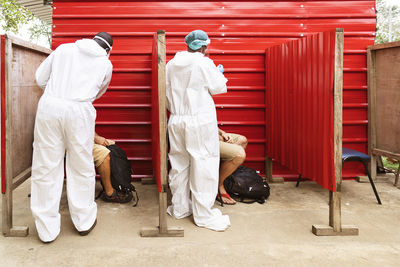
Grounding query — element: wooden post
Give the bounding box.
[312,29,358,236]
[265,156,284,183]
[1,36,49,237]
[2,37,29,237]
[140,31,183,237]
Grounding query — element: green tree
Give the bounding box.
[0,0,32,33]
[376,0,400,44]
[0,0,51,47]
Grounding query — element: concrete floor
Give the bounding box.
[1,175,400,267]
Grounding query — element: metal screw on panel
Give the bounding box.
[222,6,225,9]
[372,7,375,10]
[222,25,225,27]
[300,23,303,27]
[300,33,304,37]
[300,5,304,8]
[53,25,56,28]
[222,33,225,36]
[221,106,224,109]
[256,170,260,174]
[372,33,376,36]
[222,51,225,54]
[221,123,224,126]
[53,7,56,9]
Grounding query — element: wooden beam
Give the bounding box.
[313,29,358,236]
[367,40,400,51]
[140,30,183,237]
[265,156,284,183]
[367,48,378,181]
[372,149,400,160]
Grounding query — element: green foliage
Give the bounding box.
[29,18,52,47]
[0,0,51,47]
[382,157,399,171]
[0,0,32,33]
[376,0,400,44]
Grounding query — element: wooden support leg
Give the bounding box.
[312,191,358,236]
[357,155,388,183]
[394,166,400,187]
[2,189,29,237]
[140,191,184,237]
[265,156,284,183]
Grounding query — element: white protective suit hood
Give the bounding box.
[166,51,227,116]
[75,39,108,57]
[35,38,112,102]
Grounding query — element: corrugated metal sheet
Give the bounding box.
[266,30,336,191]
[17,0,52,24]
[52,0,376,180]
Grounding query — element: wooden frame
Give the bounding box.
[367,41,400,186]
[1,35,51,237]
[140,31,184,237]
[312,29,358,236]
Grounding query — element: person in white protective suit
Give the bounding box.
[31,32,113,243]
[166,30,231,231]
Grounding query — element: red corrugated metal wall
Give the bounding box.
[266,30,337,191]
[52,0,376,180]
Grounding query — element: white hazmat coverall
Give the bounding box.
[31,39,112,242]
[166,51,230,231]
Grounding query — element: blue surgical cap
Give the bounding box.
[185,30,211,50]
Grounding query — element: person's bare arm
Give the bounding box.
[218,128,232,143]
[94,132,112,146]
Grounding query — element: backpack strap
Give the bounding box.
[132,190,139,207]
[237,197,266,204]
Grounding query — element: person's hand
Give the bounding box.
[221,132,233,143]
[217,64,224,74]
[94,135,111,146]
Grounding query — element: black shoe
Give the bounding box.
[101,189,133,204]
[78,219,97,236]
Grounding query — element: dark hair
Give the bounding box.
[94,32,113,52]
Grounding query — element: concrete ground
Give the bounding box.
[1,175,400,267]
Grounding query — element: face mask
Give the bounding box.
[94,36,112,56]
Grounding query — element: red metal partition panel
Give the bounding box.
[151,33,162,192]
[266,30,336,191]
[52,0,375,180]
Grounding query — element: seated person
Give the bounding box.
[218,128,248,205]
[93,132,132,203]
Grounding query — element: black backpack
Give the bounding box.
[104,144,138,206]
[223,166,270,204]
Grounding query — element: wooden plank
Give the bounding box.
[368,40,400,51]
[1,35,48,237]
[329,191,341,232]
[141,30,184,237]
[330,28,344,232]
[315,29,358,236]
[11,167,31,191]
[367,48,378,180]
[6,35,51,55]
[157,30,168,233]
[265,156,284,183]
[3,37,13,236]
[372,148,400,160]
[140,226,184,237]
[374,47,400,154]
[312,225,358,236]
